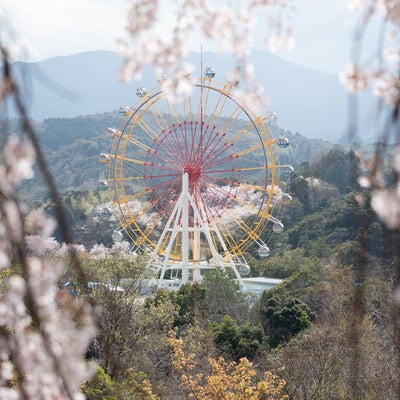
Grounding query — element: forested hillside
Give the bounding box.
[10,111,398,398]
[38,136,397,399]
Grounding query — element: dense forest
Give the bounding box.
[10,112,399,398]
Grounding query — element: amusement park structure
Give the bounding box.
[99,67,292,290]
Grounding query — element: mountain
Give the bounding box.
[2,49,377,142]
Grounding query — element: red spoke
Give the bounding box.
[152,132,186,166]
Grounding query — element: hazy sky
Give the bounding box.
[0,0,362,74]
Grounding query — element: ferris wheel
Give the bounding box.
[100,68,292,288]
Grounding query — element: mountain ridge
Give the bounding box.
[2,49,376,142]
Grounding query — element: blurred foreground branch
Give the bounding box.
[0,45,96,399]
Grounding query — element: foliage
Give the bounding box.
[270,317,395,399]
[90,287,142,379]
[83,368,117,400]
[202,268,247,322]
[147,269,250,328]
[22,123,110,200]
[175,282,207,326]
[281,188,395,272]
[37,115,112,151]
[265,274,400,399]
[91,282,178,391]
[289,174,311,214]
[212,315,268,361]
[334,240,365,267]
[57,244,144,298]
[82,367,159,400]
[277,258,327,307]
[257,291,314,347]
[250,248,318,279]
[169,336,288,400]
[250,249,328,314]
[281,196,305,227]
[122,369,160,400]
[309,148,360,194]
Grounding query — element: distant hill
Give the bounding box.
[19,113,337,200]
[2,49,378,142]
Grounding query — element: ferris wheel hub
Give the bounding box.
[183,165,202,183]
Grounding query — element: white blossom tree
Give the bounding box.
[0,49,96,400]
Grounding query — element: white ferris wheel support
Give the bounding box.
[147,172,244,290]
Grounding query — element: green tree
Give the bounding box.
[202,268,247,322]
[83,367,117,400]
[367,221,384,257]
[212,315,268,361]
[83,367,160,400]
[212,315,239,358]
[176,282,206,326]
[334,240,365,267]
[258,291,314,347]
[309,148,360,194]
[250,248,324,283]
[290,174,311,214]
[284,197,305,226]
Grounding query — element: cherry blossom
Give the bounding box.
[339,63,371,93]
[25,236,60,257]
[373,69,400,106]
[342,0,400,106]
[25,209,57,238]
[0,49,97,399]
[121,0,295,104]
[345,1,400,230]
[58,243,86,258]
[0,136,35,191]
[89,243,109,259]
[371,186,400,228]
[348,0,366,12]
[370,146,400,228]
